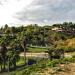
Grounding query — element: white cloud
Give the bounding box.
[0,0,33,27]
[0,0,75,27]
[15,0,75,25]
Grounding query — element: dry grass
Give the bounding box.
[38,63,75,75]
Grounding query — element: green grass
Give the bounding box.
[1,56,75,75]
[17,57,36,66]
[17,57,25,66]
[27,47,48,52]
[10,57,75,75]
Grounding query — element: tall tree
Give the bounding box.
[0,49,3,72]
[21,38,27,64]
[0,42,7,70]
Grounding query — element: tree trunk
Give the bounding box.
[0,64,2,72]
[13,58,16,70]
[24,48,26,64]
[8,58,10,72]
[3,59,6,70]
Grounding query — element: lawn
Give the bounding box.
[1,56,75,75]
[27,46,48,52]
[10,56,75,75]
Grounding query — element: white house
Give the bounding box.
[52,27,63,32]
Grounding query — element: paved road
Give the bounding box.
[20,52,73,58]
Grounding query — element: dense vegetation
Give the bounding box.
[0,22,75,74]
[10,56,75,75]
[1,22,75,51]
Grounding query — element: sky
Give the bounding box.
[0,0,75,27]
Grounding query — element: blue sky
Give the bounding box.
[0,0,75,27]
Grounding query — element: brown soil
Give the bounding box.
[37,63,75,75]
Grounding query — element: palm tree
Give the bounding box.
[12,44,20,70]
[7,47,20,71]
[7,39,20,71]
[7,51,12,71]
[21,38,27,64]
[0,53,2,72]
[0,43,7,71]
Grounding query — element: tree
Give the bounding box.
[12,44,20,69]
[0,50,3,72]
[21,38,27,64]
[0,42,7,70]
[7,48,20,71]
[4,24,8,30]
[6,39,20,71]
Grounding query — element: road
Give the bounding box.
[20,52,73,58]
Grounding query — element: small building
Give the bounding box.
[52,27,63,32]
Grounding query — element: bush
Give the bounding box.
[10,57,75,75]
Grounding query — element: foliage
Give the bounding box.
[0,22,75,73]
[10,56,75,75]
[0,22,75,48]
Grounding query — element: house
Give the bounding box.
[52,27,63,32]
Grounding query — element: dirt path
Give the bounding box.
[20,52,73,58]
[20,52,48,58]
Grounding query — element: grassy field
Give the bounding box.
[27,46,48,52]
[1,46,75,75]
[10,56,75,75]
[1,56,75,75]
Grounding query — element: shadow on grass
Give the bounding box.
[0,64,26,74]
[0,59,37,75]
